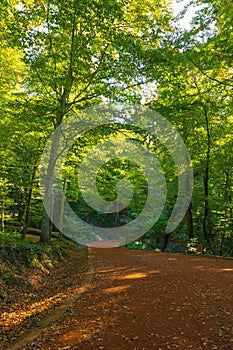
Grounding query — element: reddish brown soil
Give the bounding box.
[0,247,88,350]
[10,249,233,349]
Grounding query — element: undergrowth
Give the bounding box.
[0,232,67,286]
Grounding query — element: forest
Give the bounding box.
[0,1,233,349]
[0,0,233,256]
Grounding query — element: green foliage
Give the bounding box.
[0,232,65,269]
[0,0,232,255]
[126,239,157,251]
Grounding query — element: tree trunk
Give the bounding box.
[58,174,67,238]
[0,181,5,232]
[186,202,194,238]
[26,227,59,238]
[40,11,79,243]
[202,107,216,254]
[40,129,61,243]
[162,232,171,251]
[22,161,38,238]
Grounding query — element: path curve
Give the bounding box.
[21,248,233,350]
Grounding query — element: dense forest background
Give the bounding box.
[0,0,232,255]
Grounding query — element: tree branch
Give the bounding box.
[46,0,59,96]
[71,44,110,105]
[34,68,56,100]
[187,56,233,87]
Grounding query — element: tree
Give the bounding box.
[9,0,172,242]
[146,0,233,253]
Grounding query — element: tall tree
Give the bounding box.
[10,0,171,242]
[147,0,233,253]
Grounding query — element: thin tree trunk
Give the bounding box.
[0,181,5,232]
[22,161,38,238]
[186,202,194,239]
[192,78,216,254]
[219,234,225,256]
[58,174,67,238]
[40,129,61,243]
[202,107,216,254]
[162,232,171,252]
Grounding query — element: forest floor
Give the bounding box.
[1,247,233,350]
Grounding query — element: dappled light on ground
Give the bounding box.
[0,248,88,349]
[15,248,233,350]
[102,285,131,294]
[0,293,63,329]
[119,272,148,279]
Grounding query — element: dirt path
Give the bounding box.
[14,249,233,350]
